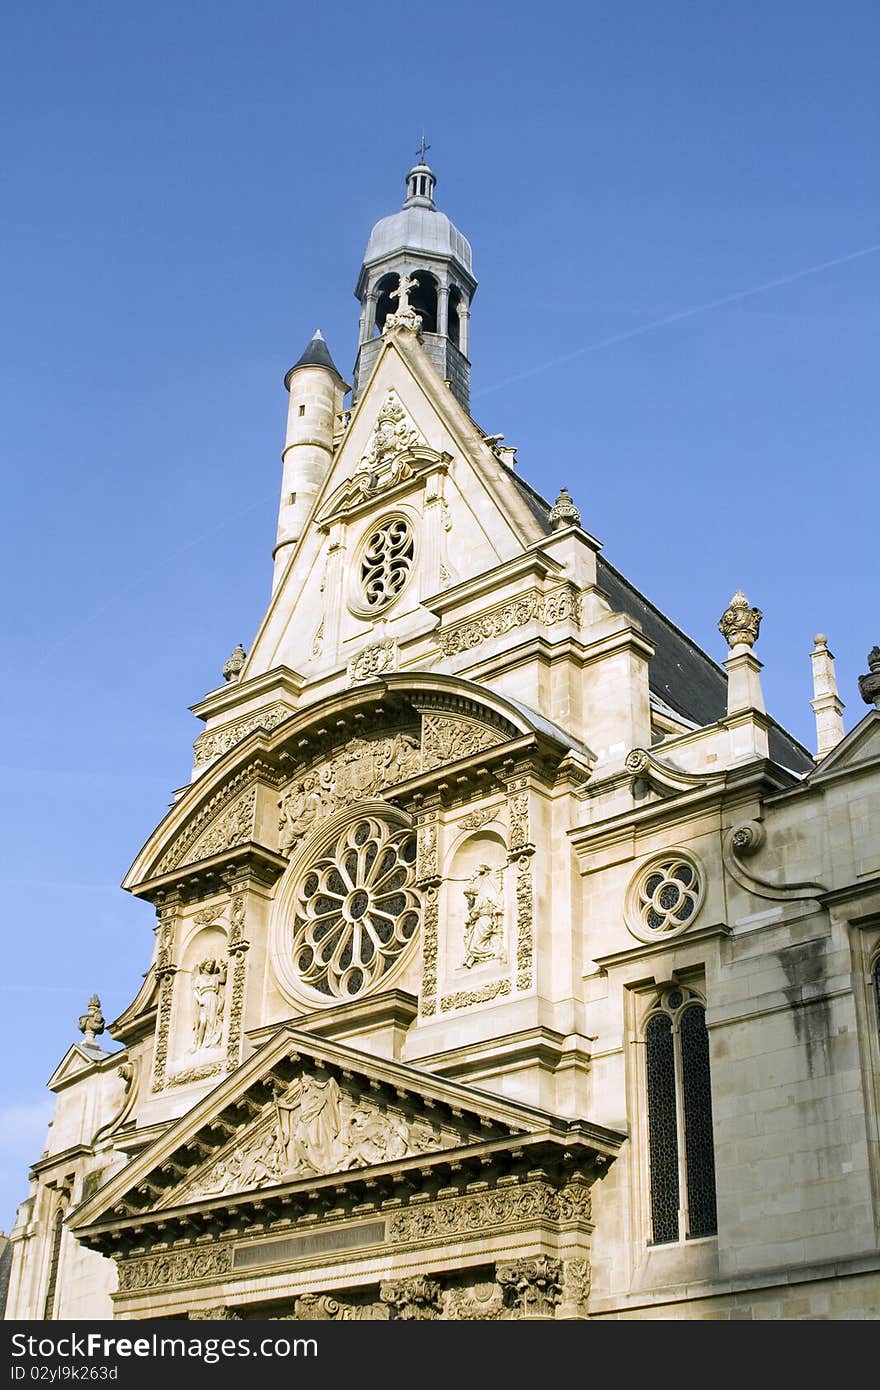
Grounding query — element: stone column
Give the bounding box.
[436,283,449,338]
[457,299,470,357]
[810,634,846,760]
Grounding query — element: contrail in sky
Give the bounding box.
[472,242,880,399]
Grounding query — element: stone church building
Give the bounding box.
[6,158,880,1321]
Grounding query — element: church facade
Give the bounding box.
[6,159,880,1322]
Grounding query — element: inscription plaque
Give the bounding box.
[233,1220,387,1270]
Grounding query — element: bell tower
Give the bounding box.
[353,151,477,410]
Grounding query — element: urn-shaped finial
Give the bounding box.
[223,644,246,683]
[859,646,880,708]
[549,487,581,531]
[718,590,762,649]
[78,994,105,1045]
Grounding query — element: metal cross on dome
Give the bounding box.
[416,133,430,163]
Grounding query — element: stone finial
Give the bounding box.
[810,634,846,759]
[549,486,581,531]
[222,644,246,683]
[78,994,105,1046]
[718,590,762,649]
[859,646,880,709]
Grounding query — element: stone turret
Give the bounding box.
[273,330,350,592]
[810,634,846,759]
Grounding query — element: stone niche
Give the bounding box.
[167,919,229,1086]
[439,828,512,1002]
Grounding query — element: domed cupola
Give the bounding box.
[354,150,477,410]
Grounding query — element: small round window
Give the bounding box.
[625,851,704,943]
[356,516,415,613]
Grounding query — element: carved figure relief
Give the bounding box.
[421,714,502,772]
[187,1070,441,1199]
[190,959,227,1052]
[461,864,506,968]
[278,733,420,856]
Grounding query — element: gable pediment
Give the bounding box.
[70,1026,556,1235]
[806,711,880,783]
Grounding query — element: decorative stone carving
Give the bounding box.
[723,819,827,902]
[348,638,397,686]
[290,1294,388,1321]
[152,902,178,1092]
[562,1259,591,1316]
[311,618,324,658]
[387,1179,592,1243]
[718,590,762,649]
[187,788,257,864]
[443,1281,505,1320]
[193,705,289,766]
[380,1276,443,1320]
[78,994,105,1045]
[225,895,249,1071]
[439,585,581,657]
[186,1070,442,1200]
[190,959,227,1051]
[382,275,424,337]
[420,881,440,1018]
[421,713,502,771]
[278,733,421,856]
[549,486,581,531]
[461,864,506,968]
[458,807,498,831]
[496,1256,563,1318]
[514,855,534,992]
[288,815,419,1001]
[157,769,270,874]
[440,977,512,1012]
[859,646,880,708]
[222,644,246,683]
[358,389,424,476]
[508,789,531,852]
[116,1245,234,1294]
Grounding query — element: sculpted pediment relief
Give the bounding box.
[172,1067,447,1205]
[71,1028,549,1232]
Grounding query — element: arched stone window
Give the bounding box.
[42,1201,66,1319]
[645,986,717,1244]
[448,287,462,348]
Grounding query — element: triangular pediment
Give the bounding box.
[241,329,549,682]
[47,1042,117,1092]
[806,710,880,782]
[70,1025,555,1234]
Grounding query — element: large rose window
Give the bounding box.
[289,817,419,1000]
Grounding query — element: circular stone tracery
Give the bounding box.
[359,516,415,610]
[290,817,419,1000]
[625,853,704,943]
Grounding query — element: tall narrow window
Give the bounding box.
[874,956,880,1033]
[43,1205,65,1319]
[645,986,718,1244]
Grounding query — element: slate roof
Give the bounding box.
[500,463,813,774]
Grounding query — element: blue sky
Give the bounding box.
[0,1,876,1229]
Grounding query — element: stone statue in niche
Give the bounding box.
[190,959,228,1051]
[461,864,506,969]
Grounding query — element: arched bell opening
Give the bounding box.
[409,271,438,334]
[448,287,463,349]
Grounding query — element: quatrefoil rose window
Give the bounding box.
[290,817,420,1000]
[356,515,415,612]
[625,851,704,943]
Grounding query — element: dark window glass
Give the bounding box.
[646,1013,679,1243]
[43,1207,64,1319]
[680,1005,718,1238]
